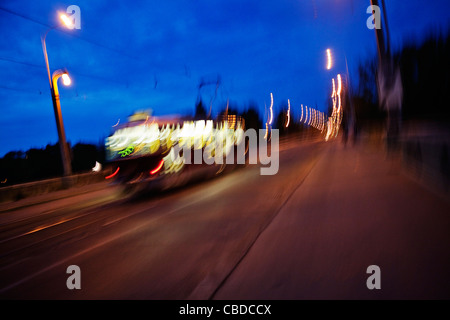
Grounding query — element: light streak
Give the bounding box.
[118,145,135,157]
[326,48,332,70]
[337,74,342,95]
[321,112,325,132]
[105,167,120,179]
[312,109,316,128]
[269,92,274,125]
[112,119,120,127]
[150,159,164,175]
[308,107,313,126]
[304,106,308,124]
[332,78,337,111]
[332,78,336,97]
[286,99,290,128]
[106,119,245,161]
[299,104,303,123]
[313,109,317,128]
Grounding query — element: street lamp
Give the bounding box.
[51,69,72,177]
[59,13,74,29]
[41,12,75,177]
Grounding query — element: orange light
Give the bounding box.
[150,159,164,175]
[105,167,120,179]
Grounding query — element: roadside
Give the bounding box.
[0,171,110,206]
[213,136,450,299]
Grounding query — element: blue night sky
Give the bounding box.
[1,0,449,156]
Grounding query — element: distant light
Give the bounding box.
[62,73,71,86]
[60,13,73,29]
[304,106,308,124]
[326,49,332,70]
[92,161,102,172]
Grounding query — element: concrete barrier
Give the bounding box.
[401,137,450,196]
[0,171,107,203]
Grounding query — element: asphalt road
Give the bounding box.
[214,142,450,299]
[0,137,324,299]
[1,136,449,300]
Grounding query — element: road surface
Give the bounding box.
[1,137,449,299]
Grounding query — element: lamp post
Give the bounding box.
[51,69,72,176]
[370,0,391,65]
[41,13,75,177]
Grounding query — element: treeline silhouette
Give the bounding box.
[351,29,450,127]
[0,143,105,187]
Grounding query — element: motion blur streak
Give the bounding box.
[269,93,274,125]
[286,99,290,128]
[326,48,332,70]
[105,167,120,179]
[299,104,304,123]
[150,159,164,175]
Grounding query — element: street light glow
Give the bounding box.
[62,73,71,86]
[59,13,73,29]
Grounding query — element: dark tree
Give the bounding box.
[194,99,207,119]
[241,103,262,131]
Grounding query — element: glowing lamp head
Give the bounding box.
[62,73,71,86]
[60,13,73,29]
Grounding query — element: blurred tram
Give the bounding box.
[104,111,246,193]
